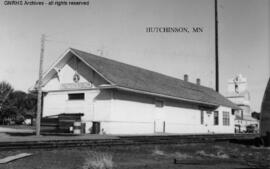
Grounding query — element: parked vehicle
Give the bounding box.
[245,125,258,133]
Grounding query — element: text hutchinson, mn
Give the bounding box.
[146,27,204,33]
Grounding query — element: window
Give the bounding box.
[206,111,212,115]
[223,111,230,126]
[68,93,85,100]
[214,111,219,125]
[155,100,164,108]
[200,110,204,125]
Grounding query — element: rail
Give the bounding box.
[0,133,259,150]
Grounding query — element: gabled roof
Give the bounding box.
[65,48,238,109]
[41,48,238,109]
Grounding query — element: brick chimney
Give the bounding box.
[196,78,201,85]
[184,74,188,82]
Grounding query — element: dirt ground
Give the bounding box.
[0,142,269,169]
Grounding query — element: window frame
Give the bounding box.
[213,111,219,125]
[200,110,204,125]
[222,111,230,126]
[68,93,85,101]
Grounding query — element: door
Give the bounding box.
[155,120,164,133]
[154,109,165,133]
[204,111,212,133]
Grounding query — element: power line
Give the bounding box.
[46,38,98,48]
[46,38,104,53]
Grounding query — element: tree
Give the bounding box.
[8,91,28,124]
[0,81,14,124]
[0,81,14,106]
[24,92,37,125]
[4,90,37,125]
[0,81,37,125]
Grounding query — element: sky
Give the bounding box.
[0,0,269,112]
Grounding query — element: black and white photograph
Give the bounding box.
[0,0,270,168]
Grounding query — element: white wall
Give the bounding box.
[43,54,108,91]
[103,91,156,134]
[43,89,114,133]
[43,88,235,135]
[43,90,99,120]
[203,106,235,134]
[42,54,113,132]
[101,90,235,135]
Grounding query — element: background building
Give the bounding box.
[227,74,259,132]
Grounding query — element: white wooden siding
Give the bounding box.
[101,90,235,134]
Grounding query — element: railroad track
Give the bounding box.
[0,133,259,150]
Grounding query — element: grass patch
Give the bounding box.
[172,152,193,160]
[152,146,193,160]
[152,146,165,156]
[196,150,229,159]
[213,145,224,150]
[1,142,268,169]
[82,151,113,169]
[250,146,270,150]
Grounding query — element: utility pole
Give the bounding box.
[215,0,219,92]
[36,34,45,136]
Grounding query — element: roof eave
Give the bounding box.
[115,85,220,107]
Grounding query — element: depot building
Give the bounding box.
[38,48,238,135]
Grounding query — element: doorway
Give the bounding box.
[155,120,165,133]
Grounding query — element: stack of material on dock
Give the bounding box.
[41,113,84,134]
